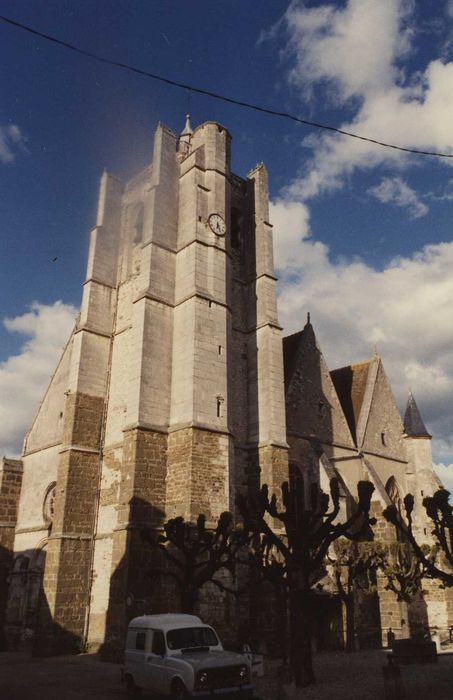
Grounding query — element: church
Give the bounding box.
[0,117,449,655]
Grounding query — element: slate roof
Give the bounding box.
[282,320,317,390]
[282,329,304,389]
[404,392,431,438]
[330,361,371,445]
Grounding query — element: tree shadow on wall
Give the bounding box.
[2,542,80,655]
[100,496,169,662]
[0,542,13,650]
[100,497,251,662]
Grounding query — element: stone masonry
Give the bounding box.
[0,459,23,649]
[2,116,448,656]
[3,118,288,654]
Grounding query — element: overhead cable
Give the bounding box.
[1,13,452,159]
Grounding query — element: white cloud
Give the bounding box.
[285,0,411,100]
[270,198,312,271]
[279,0,453,199]
[368,176,428,218]
[0,302,77,457]
[271,202,453,462]
[265,1,453,462]
[0,123,27,164]
[426,177,453,201]
[434,463,453,494]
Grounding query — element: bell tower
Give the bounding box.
[6,117,288,654]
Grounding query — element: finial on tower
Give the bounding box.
[181,113,193,137]
[307,311,311,325]
[178,114,193,155]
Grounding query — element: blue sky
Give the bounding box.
[1,1,453,486]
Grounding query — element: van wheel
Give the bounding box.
[125,675,141,696]
[171,679,188,699]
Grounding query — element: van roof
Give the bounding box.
[128,614,203,631]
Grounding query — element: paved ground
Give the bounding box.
[0,652,124,700]
[256,648,453,699]
[1,648,453,699]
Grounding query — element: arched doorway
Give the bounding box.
[6,542,47,646]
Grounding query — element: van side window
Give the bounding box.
[152,630,165,656]
[136,632,146,651]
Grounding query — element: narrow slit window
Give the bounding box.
[381,431,386,446]
[216,396,224,418]
[218,345,223,355]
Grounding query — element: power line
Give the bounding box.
[1,13,453,160]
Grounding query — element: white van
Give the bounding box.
[122,613,253,698]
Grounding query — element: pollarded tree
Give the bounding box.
[237,477,375,687]
[328,539,381,652]
[383,490,450,585]
[330,538,430,650]
[378,540,430,602]
[141,512,247,614]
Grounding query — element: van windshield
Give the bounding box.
[166,626,219,650]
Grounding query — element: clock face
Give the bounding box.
[208,213,226,236]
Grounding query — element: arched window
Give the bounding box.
[385,476,405,541]
[385,476,404,515]
[43,482,57,528]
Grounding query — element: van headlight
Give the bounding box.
[198,671,208,684]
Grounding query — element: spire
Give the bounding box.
[181,113,193,137]
[404,392,431,438]
[178,114,193,156]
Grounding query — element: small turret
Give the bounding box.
[181,113,193,137]
[178,114,193,155]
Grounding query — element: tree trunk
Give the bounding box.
[181,588,196,614]
[289,590,315,687]
[345,596,356,652]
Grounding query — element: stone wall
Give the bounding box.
[167,427,231,522]
[5,119,290,657]
[0,459,23,649]
[95,427,167,656]
[37,391,104,654]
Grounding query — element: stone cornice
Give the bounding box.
[22,441,62,458]
[59,445,100,455]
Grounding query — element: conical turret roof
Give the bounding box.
[181,113,193,137]
[404,392,431,438]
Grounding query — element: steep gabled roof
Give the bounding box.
[332,355,405,458]
[283,323,316,389]
[330,360,373,445]
[283,319,355,447]
[404,392,431,438]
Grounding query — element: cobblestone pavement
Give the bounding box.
[1,649,453,700]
